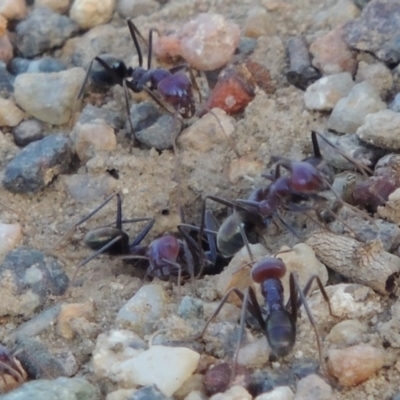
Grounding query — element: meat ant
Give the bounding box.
[196,131,373,266]
[53,193,224,291]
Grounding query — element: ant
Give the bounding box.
[53,193,224,291]
[75,19,199,151]
[196,131,373,264]
[177,243,334,381]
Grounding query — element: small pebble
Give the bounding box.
[136,114,179,150]
[0,34,12,63]
[63,173,117,203]
[119,345,200,397]
[178,296,204,320]
[209,385,252,400]
[390,93,400,112]
[129,386,172,400]
[14,336,67,379]
[71,120,116,162]
[344,0,400,64]
[378,188,400,224]
[310,27,357,75]
[327,344,385,386]
[178,13,241,71]
[236,336,270,369]
[12,120,44,147]
[313,0,359,28]
[16,7,78,57]
[255,386,294,400]
[378,300,400,348]
[243,6,275,38]
[14,68,85,125]
[117,0,159,18]
[8,57,67,75]
[92,329,147,381]
[116,284,169,336]
[3,134,73,193]
[80,104,125,130]
[355,61,393,97]
[0,223,22,262]
[0,0,27,20]
[0,98,25,127]
[70,0,115,30]
[304,72,355,111]
[106,389,137,400]
[326,319,369,346]
[294,374,332,400]
[327,82,386,134]
[178,109,235,152]
[0,247,69,317]
[356,109,400,150]
[203,64,257,115]
[0,377,96,400]
[35,0,71,13]
[57,300,96,339]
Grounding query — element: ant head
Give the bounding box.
[286,161,324,193]
[251,257,286,283]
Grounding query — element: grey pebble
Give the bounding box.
[344,0,400,65]
[8,57,67,75]
[14,337,67,379]
[0,62,14,94]
[117,0,160,18]
[0,377,97,400]
[79,104,125,130]
[12,119,44,147]
[136,114,181,150]
[16,7,78,57]
[178,296,204,320]
[0,247,69,317]
[3,134,74,193]
[128,385,173,400]
[129,102,161,132]
[389,93,400,112]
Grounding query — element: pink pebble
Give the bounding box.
[178,13,240,71]
[327,344,385,386]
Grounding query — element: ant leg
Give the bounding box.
[122,79,136,151]
[288,272,326,376]
[129,218,155,248]
[181,238,196,292]
[126,19,145,68]
[51,193,120,250]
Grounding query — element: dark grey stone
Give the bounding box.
[15,7,78,57]
[3,134,74,193]
[79,104,125,130]
[12,120,44,147]
[8,57,67,76]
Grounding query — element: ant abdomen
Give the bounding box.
[266,309,296,357]
[84,227,129,254]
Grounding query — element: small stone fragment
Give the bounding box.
[209,385,252,400]
[313,0,360,28]
[0,377,96,400]
[0,223,22,262]
[12,120,44,147]
[327,82,386,134]
[16,7,78,57]
[3,134,73,193]
[344,0,400,65]
[378,188,400,224]
[71,120,116,162]
[35,0,71,13]
[0,34,13,63]
[92,329,147,381]
[57,300,96,339]
[356,109,400,150]
[203,64,256,115]
[117,0,159,18]
[178,13,240,71]
[70,0,115,30]
[8,57,67,75]
[326,320,369,346]
[178,108,235,152]
[0,98,25,127]
[14,68,85,125]
[120,346,200,397]
[287,36,321,90]
[355,61,393,97]
[255,386,294,400]
[327,344,385,386]
[0,0,27,20]
[295,374,332,400]
[116,284,169,336]
[243,6,275,38]
[304,73,355,111]
[310,28,357,75]
[0,247,69,317]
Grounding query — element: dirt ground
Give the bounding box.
[0,0,398,399]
